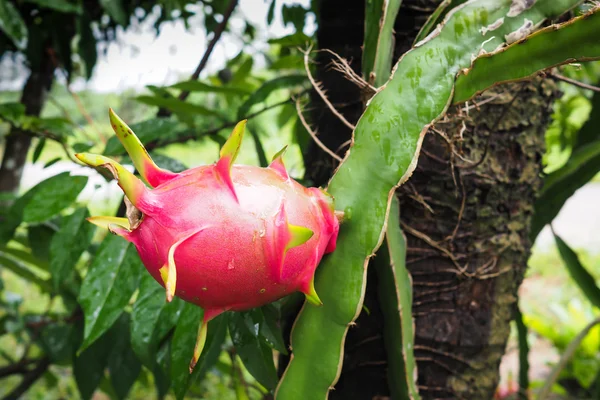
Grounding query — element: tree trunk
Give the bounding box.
[0,45,55,194]
[299,1,558,399]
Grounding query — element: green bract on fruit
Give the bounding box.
[77,109,340,372]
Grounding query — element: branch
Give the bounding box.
[302,47,356,130]
[146,92,304,151]
[158,0,239,117]
[549,72,600,92]
[0,359,38,378]
[2,358,50,400]
[295,99,343,162]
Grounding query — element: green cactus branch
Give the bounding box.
[362,0,403,87]
[453,6,600,104]
[276,1,588,398]
[374,198,420,400]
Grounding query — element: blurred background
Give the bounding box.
[0,0,599,398]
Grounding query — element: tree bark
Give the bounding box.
[299,1,558,399]
[0,45,55,194]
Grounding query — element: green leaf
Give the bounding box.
[268,32,312,47]
[374,198,420,399]
[269,54,304,71]
[27,224,56,261]
[362,0,402,87]
[281,4,307,32]
[73,322,113,400]
[108,314,141,400]
[99,0,127,26]
[575,90,600,150]
[22,172,88,224]
[0,252,51,291]
[266,0,276,25]
[413,0,468,45]
[0,102,25,124]
[453,9,600,104]
[247,125,268,168]
[229,311,278,390]
[237,74,306,118]
[259,304,287,355]
[170,302,203,400]
[169,80,251,96]
[148,153,187,173]
[32,138,46,163]
[554,231,600,309]
[514,304,530,395]
[49,207,94,291]
[38,323,75,364]
[135,95,225,121]
[531,140,600,240]
[0,244,48,272]
[78,236,143,353]
[170,306,227,400]
[0,0,27,49]
[131,273,166,367]
[25,0,82,13]
[78,10,98,80]
[103,118,181,156]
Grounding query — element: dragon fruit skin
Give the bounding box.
[77,109,339,372]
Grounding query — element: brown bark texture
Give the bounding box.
[300,1,558,399]
[0,46,55,193]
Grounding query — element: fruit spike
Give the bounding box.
[75,153,146,206]
[108,108,178,187]
[302,276,322,306]
[269,146,289,181]
[215,120,247,203]
[264,202,314,281]
[189,320,208,373]
[161,228,209,302]
[81,109,341,375]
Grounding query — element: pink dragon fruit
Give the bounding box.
[76,109,339,372]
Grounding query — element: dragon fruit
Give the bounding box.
[76,109,340,372]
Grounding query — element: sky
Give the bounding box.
[0,0,314,92]
[78,0,315,92]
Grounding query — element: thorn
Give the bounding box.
[87,216,130,230]
[75,153,146,206]
[108,108,178,187]
[265,202,313,281]
[189,318,209,374]
[302,277,322,306]
[287,224,314,249]
[219,120,247,163]
[107,223,132,239]
[215,120,246,203]
[269,146,289,180]
[162,227,209,302]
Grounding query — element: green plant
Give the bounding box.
[2,0,600,399]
